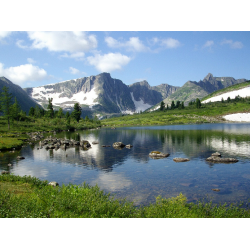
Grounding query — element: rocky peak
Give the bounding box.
[203,73,214,81]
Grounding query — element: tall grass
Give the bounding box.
[1,174,250,218]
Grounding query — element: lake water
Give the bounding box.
[1,123,250,206]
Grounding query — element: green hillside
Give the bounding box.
[201,80,250,102]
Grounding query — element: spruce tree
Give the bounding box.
[0,86,13,130]
[11,97,21,123]
[160,101,165,111]
[71,103,82,122]
[171,101,175,110]
[47,98,54,118]
[196,98,201,109]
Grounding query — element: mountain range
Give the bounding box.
[152,73,248,110]
[0,72,248,118]
[23,72,179,118]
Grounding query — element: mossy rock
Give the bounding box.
[150,151,161,154]
[149,151,170,159]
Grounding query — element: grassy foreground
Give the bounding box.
[0,174,249,218]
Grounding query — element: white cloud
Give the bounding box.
[27,58,36,64]
[105,36,148,52]
[221,39,243,49]
[16,39,29,49]
[27,31,97,54]
[150,37,181,51]
[17,31,97,59]
[202,40,214,49]
[61,52,85,60]
[161,38,181,49]
[69,67,80,74]
[87,53,131,72]
[0,62,48,86]
[0,31,12,41]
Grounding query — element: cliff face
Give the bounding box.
[23,72,179,117]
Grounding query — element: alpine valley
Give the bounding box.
[1,72,248,118]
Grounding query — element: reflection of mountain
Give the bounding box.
[22,125,250,174]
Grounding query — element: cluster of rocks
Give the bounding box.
[148,150,238,164]
[206,152,238,163]
[112,142,133,150]
[38,136,91,150]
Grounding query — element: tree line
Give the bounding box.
[0,86,100,130]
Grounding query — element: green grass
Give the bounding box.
[0,116,101,150]
[1,174,250,218]
[101,99,250,127]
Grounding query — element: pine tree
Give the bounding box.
[181,101,185,109]
[47,98,54,118]
[29,107,35,116]
[160,101,165,111]
[196,98,201,109]
[11,97,21,123]
[71,103,82,122]
[0,86,13,130]
[171,101,175,110]
[57,107,64,118]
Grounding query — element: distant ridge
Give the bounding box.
[0,77,41,113]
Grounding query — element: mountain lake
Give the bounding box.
[1,123,250,207]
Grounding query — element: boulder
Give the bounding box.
[173,158,190,162]
[149,151,170,159]
[17,156,25,160]
[48,181,59,187]
[1,170,10,174]
[206,156,238,163]
[80,140,91,148]
[113,142,125,149]
[211,152,221,157]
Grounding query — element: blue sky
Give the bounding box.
[1,31,249,88]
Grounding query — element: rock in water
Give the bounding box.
[173,158,190,162]
[206,156,238,163]
[149,151,170,159]
[17,156,25,160]
[48,181,59,187]
[112,142,125,149]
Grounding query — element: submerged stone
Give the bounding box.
[173,158,190,162]
[206,156,238,163]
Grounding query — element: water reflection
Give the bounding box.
[1,123,250,206]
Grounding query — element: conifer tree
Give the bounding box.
[71,103,82,122]
[47,98,54,118]
[11,97,21,123]
[160,101,165,111]
[196,98,201,109]
[0,86,13,130]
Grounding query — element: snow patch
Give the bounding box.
[223,113,250,122]
[31,86,98,107]
[202,86,250,103]
[130,92,152,112]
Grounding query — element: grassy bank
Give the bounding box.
[101,100,250,127]
[0,174,249,218]
[0,117,101,150]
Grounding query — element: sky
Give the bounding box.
[1,31,249,89]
